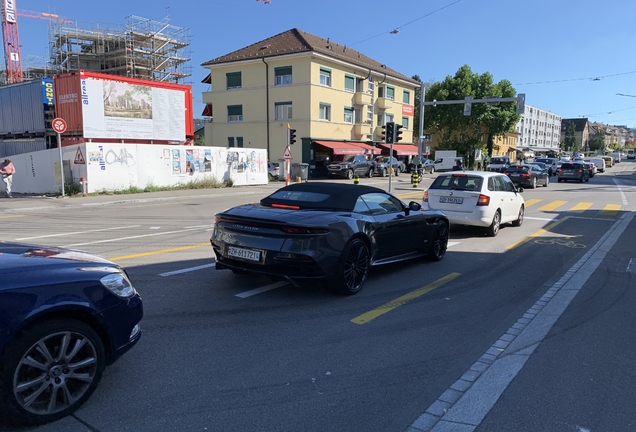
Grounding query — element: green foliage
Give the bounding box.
[424,65,520,160]
[562,121,577,152]
[588,128,606,152]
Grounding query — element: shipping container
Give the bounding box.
[54,70,194,142]
[0,78,54,136]
[0,137,49,158]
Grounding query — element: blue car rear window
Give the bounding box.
[267,191,330,202]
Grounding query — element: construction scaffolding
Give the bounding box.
[46,14,192,83]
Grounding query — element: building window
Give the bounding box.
[228,137,244,147]
[345,74,355,92]
[402,116,408,129]
[228,137,235,147]
[403,90,410,104]
[385,113,394,123]
[319,103,331,120]
[355,108,362,123]
[386,86,395,100]
[237,137,244,148]
[275,102,292,120]
[226,72,241,90]
[378,86,384,98]
[274,66,292,86]
[320,67,331,86]
[367,106,373,123]
[227,105,243,122]
[367,76,374,95]
[344,106,353,123]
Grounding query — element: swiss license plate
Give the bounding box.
[439,196,463,204]
[227,246,261,262]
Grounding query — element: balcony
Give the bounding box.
[377,97,393,110]
[353,123,372,138]
[354,92,372,106]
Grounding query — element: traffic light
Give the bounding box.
[385,121,395,143]
[394,123,404,142]
[287,128,297,145]
[380,124,387,141]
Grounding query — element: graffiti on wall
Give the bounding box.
[105,148,136,166]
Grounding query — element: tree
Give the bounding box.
[588,127,606,153]
[423,65,520,167]
[562,121,576,152]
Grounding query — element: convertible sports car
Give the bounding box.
[211,183,449,295]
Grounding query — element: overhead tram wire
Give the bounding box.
[350,0,464,46]
[515,70,636,86]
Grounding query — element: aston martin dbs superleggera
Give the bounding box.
[211,182,449,295]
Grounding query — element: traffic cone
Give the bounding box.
[353,175,359,185]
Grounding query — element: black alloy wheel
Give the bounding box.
[1,319,106,425]
[335,239,370,295]
[428,221,449,261]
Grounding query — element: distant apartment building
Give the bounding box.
[515,105,562,153]
[200,28,420,176]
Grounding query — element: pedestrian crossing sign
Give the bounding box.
[74,147,86,164]
[283,146,292,159]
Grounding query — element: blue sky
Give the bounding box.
[17,0,636,128]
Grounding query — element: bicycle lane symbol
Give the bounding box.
[534,235,586,248]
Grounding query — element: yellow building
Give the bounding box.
[201,28,421,177]
[427,131,519,163]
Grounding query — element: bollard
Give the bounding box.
[79,177,88,196]
[411,172,418,188]
[353,175,359,185]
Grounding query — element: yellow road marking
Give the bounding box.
[524,199,542,207]
[109,243,210,261]
[397,191,424,200]
[0,214,26,219]
[351,272,461,325]
[599,204,621,216]
[538,200,568,211]
[568,202,593,212]
[506,217,571,250]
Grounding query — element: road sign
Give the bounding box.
[283,146,292,159]
[52,118,67,133]
[74,147,85,164]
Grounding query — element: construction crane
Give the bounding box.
[1,0,22,84]
[1,1,74,84]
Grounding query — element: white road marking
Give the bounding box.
[185,224,215,229]
[235,281,289,298]
[159,263,216,277]
[62,226,208,247]
[150,227,161,230]
[447,241,460,247]
[613,178,629,206]
[525,216,559,222]
[16,225,142,241]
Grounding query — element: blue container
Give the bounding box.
[0,78,54,136]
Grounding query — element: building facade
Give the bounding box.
[200,28,420,176]
[515,104,562,153]
[560,118,590,152]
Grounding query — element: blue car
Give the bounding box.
[0,242,143,426]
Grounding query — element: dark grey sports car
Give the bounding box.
[211,183,449,295]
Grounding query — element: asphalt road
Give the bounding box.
[2,160,636,432]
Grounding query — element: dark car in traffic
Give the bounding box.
[326,154,374,179]
[504,164,549,188]
[534,157,558,175]
[0,243,143,426]
[557,162,590,183]
[211,183,449,295]
[407,156,435,174]
[373,156,403,177]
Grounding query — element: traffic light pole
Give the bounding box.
[419,86,426,159]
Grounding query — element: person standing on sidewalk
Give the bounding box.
[0,158,16,198]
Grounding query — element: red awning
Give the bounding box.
[380,143,419,156]
[201,104,213,117]
[314,141,381,155]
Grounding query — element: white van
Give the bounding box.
[610,152,622,163]
[434,157,463,172]
[585,158,605,173]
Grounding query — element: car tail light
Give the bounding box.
[556,169,562,173]
[271,203,301,210]
[521,173,531,177]
[477,194,490,206]
[280,226,329,234]
[576,169,583,173]
[423,191,429,202]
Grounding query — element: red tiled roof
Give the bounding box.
[202,28,419,85]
